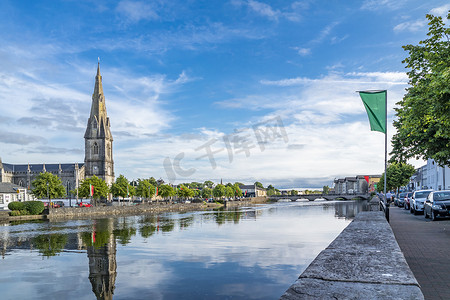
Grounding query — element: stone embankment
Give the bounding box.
[47,197,267,220]
[280,211,424,300]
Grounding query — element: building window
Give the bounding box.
[93,142,99,155]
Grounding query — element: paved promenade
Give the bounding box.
[281,211,422,299]
[389,206,450,300]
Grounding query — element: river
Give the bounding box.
[0,200,368,300]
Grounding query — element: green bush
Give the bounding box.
[8,201,25,211]
[9,210,21,216]
[20,210,29,215]
[24,201,45,215]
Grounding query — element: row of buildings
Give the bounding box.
[407,159,450,191]
[332,159,450,195]
[333,175,381,195]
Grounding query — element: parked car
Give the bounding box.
[397,192,407,207]
[78,202,92,207]
[424,190,450,221]
[53,201,64,208]
[404,192,413,210]
[410,189,433,215]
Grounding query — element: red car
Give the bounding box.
[78,202,92,207]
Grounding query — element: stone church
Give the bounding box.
[0,63,115,192]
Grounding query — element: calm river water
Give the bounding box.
[0,200,368,300]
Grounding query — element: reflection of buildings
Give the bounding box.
[333,201,369,219]
[88,219,117,300]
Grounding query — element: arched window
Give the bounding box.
[93,142,99,155]
[107,144,111,158]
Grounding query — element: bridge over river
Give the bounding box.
[269,193,371,201]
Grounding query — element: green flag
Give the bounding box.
[359,90,386,133]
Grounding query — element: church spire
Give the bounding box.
[85,62,112,139]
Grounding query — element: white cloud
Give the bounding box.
[122,71,413,187]
[116,0,159,23]
[393,19,427,33]
[232,0,302,22]
[430,4,450,16]
[361,0,405,11]
[296,47,311,56]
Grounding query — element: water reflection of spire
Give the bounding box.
[87,218,117,300]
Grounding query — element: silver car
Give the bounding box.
[410,190,433,215]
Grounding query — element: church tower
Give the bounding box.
[84,63,115,186]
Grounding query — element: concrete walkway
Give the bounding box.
[281,211,423,299]
[389,206,450,300]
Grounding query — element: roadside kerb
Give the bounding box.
[280,211,423,299]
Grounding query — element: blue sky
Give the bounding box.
[0,0,448,188]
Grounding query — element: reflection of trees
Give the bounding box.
[213,208,242,225]
[113,226,136,246]
[139,215,157,238]
[33,234,67,257]
[159,216,175,233]
[179,215,194,230]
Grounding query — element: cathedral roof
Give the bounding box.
[1,163,84,173]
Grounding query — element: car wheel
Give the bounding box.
[431,211,438,221]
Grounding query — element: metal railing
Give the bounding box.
[380,198,390,222]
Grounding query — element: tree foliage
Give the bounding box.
[213,184,226,198]
[31,172,66,199]
[377,162,416,192]
[158,184,175,199]
[135,179,155,199]
[202,187,212,198]
[391,13,450,166]
[254,181,264,189]
[111,175,135,199]
[225,186,235,198]
[178,184,195,198]
[79,175,109,202]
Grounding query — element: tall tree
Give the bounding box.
[178,184,194,199]
[111,175,135,201]
[377,162,416,192]
[31,172,66,200]
[79,175,109,205]
[233,183,242,197]
[391,13,450,166]
[203,180,214,189]
[225,186,235,198]
[136,179,155,201]
[254,181,264,189]
[323,186,330,194]
[202,187,212,198]
[158,184,175,199]
[213,184,226,198]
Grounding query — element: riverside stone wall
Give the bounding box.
[47,198,268,220]
[280,211,423,299]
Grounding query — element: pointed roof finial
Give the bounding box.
[97,58,101,77]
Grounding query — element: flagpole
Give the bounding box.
[384,91,389,221]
